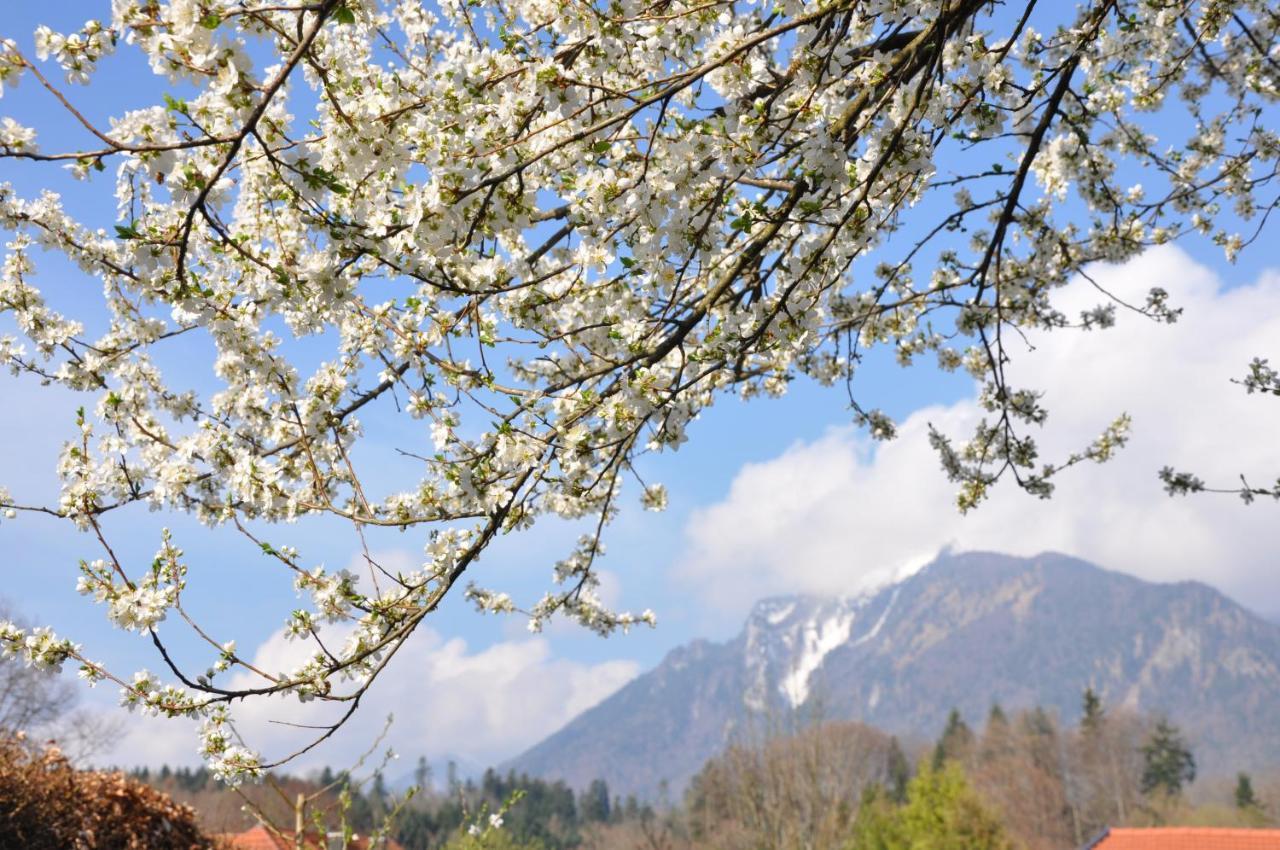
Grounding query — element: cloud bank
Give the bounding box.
[677,246,1280,616]
[112,623,638,773]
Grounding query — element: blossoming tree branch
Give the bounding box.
[0,0,1275,781]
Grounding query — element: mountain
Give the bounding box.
[506,551,1280,799]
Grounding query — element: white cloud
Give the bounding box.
[677,246,1280,616]
[111,622,638,772]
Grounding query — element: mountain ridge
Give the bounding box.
[506,551,1280,799]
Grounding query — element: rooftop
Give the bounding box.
[1085,828,1280,850]
[216,824,405,850]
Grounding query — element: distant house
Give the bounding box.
[1083,827,1280,849]
[217,824,406,850]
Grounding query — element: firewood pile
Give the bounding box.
[0,733,222,849]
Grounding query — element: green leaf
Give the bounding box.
[199,13,221,29]
[114,223,141,240]
[333,6,356,24]
[590,140,611,154]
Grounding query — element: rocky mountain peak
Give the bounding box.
[506,551,1280,800]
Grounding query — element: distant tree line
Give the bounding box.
[130,690,1275,850]
[134,759,657,849]
[393,768,654,850]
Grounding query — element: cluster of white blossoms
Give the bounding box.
[32,20,116,85]
[75,531,187,632]
[198,705,263,785]
[0,0,1276,780]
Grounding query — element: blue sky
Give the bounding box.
[1,4,1279,775]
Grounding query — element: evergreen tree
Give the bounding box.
[981,703,1017,762]
[415,756,433,792]
[1236,772,1260,811]
[578,778,610,823]
[1082,687,1104,732]
[370,769,389,826]
[346,784,374,831]
[447,760,461,797]
[1140,719,1196,797]
[1018,706,1061,775]
[886,737,910,805]
[395,809,438,850]
[1021,706,1057,740]
[481,768,500,799]
[933,708,974,768]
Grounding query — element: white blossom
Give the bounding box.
[0,0,1273,781]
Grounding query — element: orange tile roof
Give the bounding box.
[216,826,289,850]
[217,824,405,850]
[1086,828,1280,849]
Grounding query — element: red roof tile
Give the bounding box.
[216,825,289,850]
[216,824,405,850]
[1087,828,1280,850]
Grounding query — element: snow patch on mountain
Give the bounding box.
[765,601,796,625]
[779,608,856,707]
[851,586,899,648]
[741,587,898,711]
